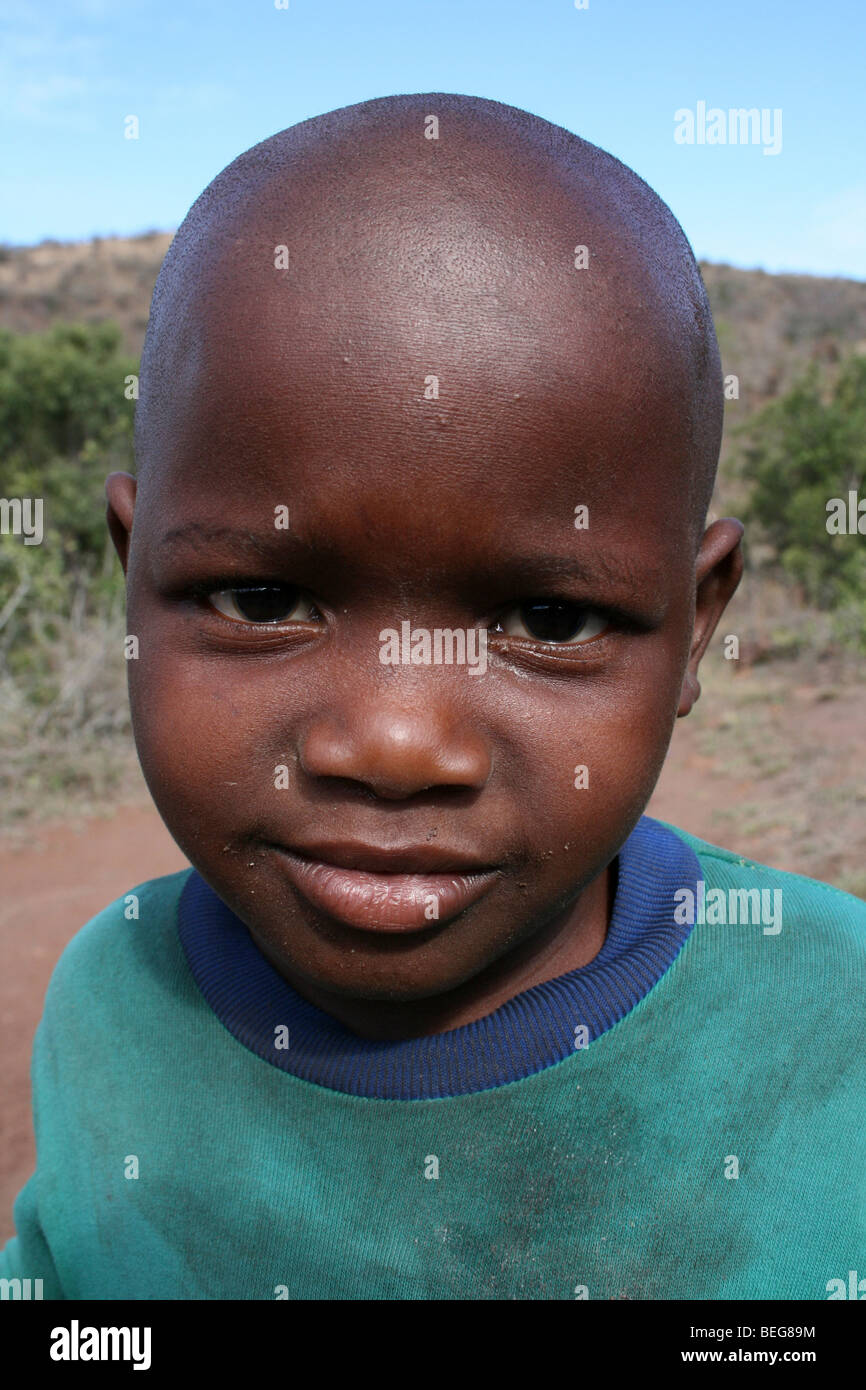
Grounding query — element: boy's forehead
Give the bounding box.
[148,258,695,563]
[136,95,718,550]
[149,119,701,400]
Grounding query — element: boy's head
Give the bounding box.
[107,93,742,1031]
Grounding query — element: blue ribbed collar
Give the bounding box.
[177,816,700,1100]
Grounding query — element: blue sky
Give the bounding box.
[2,0,864,277]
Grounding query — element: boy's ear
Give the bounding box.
[105,471,137,575]
[678,517,744,718]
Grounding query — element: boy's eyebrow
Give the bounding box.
[498,551,660,594]
[158,522,291,558]
[158,522,663,595]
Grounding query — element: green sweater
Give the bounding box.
[2,818,863,1300]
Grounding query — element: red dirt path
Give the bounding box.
[0,807,188,1241]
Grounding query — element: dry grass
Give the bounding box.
[0,606,143,836]
[651,569,866,898]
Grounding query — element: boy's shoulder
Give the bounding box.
[44,867,195,1016]
[660,818,866,942]
[28,869,201,1137]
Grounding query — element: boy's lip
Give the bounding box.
[271,838,496,874]
[265,840,500,933]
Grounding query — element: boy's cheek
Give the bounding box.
[126,625,678,851]
[523,671,678,794]
[126,649,258,832]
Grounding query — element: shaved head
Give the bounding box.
[135,92,722,537]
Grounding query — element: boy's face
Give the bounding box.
[107,208,742,1036]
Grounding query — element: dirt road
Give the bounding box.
[0,806,188,1241]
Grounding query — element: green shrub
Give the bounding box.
[736,354,866,648]
[0,322,137,680]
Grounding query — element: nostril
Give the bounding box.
[297,708,492,798]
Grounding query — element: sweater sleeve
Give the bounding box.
[1,925,73,1299]
[0,1174,64,1298]
[1,870,192,1301]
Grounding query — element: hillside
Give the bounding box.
[0,233,172,355]
[1,235,865,429]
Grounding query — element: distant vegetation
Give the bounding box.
[736,353,866,651]
[0,322,136,821]
[0,322,135,672]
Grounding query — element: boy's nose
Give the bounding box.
[297,702,492,799]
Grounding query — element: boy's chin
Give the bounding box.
[256,934,494,1011]
[282,956,485,1007]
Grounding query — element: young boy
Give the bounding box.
[2,93,863,1301]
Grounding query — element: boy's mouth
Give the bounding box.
[265,840,500,934]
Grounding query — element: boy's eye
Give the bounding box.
[207,585,321,624]
[493,600,609,644]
